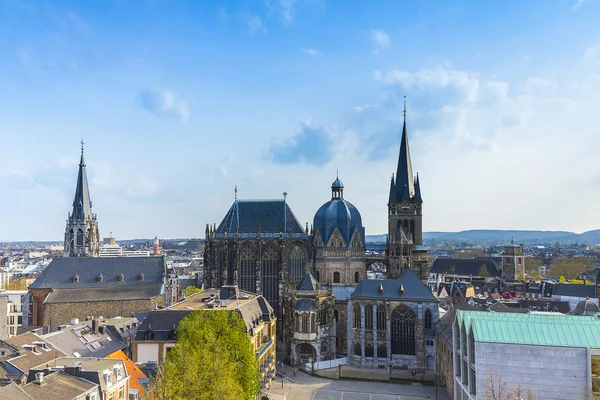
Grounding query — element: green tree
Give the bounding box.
[148,310,260,400]
[524,257,543,275]
[550,257,594,280]
[479,264,490,278]
[182,286,202,298]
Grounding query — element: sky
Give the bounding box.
[1,0,600,241]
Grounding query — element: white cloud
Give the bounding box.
[247,15,266,35]
[136,88,190,121]
[302,48,320,56]
[371,29,390,51]
[572,0,586,10]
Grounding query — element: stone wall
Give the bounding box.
[43,296,164,331]
[436,334,454,396]
[473,342,589,400]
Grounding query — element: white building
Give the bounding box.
[453,310,600,400]
[0,289,27,339]
[99,244,150,258]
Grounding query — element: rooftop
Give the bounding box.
[456,310,600,348]
[0,371,97,400]
[352,268,437,302]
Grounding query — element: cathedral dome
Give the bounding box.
[312,177,365,248]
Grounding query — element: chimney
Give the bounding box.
[91,318,99,334]
[34,372,45,386]
[64,363,82,377]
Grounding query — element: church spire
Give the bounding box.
[393,96,414,202]
[72,140,93,220]
[414,173,423,203]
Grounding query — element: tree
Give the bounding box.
[182,286,201,298]
[479,264,490,278]
[559,276,567,283]
[4,278,27,290]
[525,258,543,275]
[550,257,594,280]
[484,370,539,400]
[147,310,260,400]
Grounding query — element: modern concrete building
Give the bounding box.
[453,310,600,399]
[0,290,27,339]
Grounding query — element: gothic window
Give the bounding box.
[319,305,328,325]
[288,245,307,283]
[377,304,386,331]
[391,305,416,356]
[424,308,432,330]
[354,342,361,357]
[354,271,360,283]
[77,229,84,246]
[262,243,280,320]
[365,343,374,358]
[333,271,340,284]
[311,314,316,333]
[295,313,300,332]
[377,344,387,359]
[315,270,320,282]
[410,220,415,237]
[353,303,360,329]
[364,303,373,330]
[301,314,309,333]
[240,243,256,293]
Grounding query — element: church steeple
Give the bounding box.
[64,141,100,257]
[393,97,415,202]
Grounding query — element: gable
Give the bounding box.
[350,228,363,248]
[326,227,346,247]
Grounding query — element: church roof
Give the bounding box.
[429,257,501,277]
[29,257,165,289]
[296,272,318,292]
[295,298,317,311]
[351,268,437,302]
[71,147,93,220]
[216,199,305,235]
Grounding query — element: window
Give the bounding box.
[311,314,316,333]
[301,314,309,333]
[455,321,461,351]
[353,303,360,329]
[364,303,373,330]
[319,305,328,325]
[333,271,340,283]
[469,329,475,364]
[592,355,600,395]
[424,308,432,330]
[77,229,84,246]
[376,304,386,331]
[354,342,361,357]
[391,305,416,356]
[354,271,360,283]
[295,313,300,332]
[118,386,125,400]
[108,393,114,400]
[334,310,338,323]
[315,270,320,282]
[377,344,387,359]
[365,343,374,358]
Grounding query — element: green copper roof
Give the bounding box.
[456,310,600,349]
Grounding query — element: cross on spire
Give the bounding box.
[80,139,84,154]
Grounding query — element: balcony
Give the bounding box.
[294,332,317,341]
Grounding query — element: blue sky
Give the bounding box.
[1,0,600,241]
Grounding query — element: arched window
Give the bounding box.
[424,308,432,330]
[353,303,360,329]
[333,271,340,283]
[377,304,386,331]
[365,343,374,358]
[354,271,360,283]
[354,342,361,357]
[311,314,316,333]
[288,245,307,283]
[364,303,373,330]
[295,313,300,332]
[302,314,309,333]
[377,344,387,359]
[77,229,84,246]
[315,270,320,282]
[391,305,416,356]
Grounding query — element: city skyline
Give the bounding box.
[2,0,600,241]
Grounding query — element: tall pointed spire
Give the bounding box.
[388,173,395,205]
[72,139,93,220]
[394,96,414,202]
[414,173,423,203]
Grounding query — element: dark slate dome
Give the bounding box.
[574,299,599,315]
[312,176,365,247]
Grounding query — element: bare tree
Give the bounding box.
[484,370,509,400]
[512,384,539,400]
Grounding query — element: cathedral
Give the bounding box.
[63,143,100,257]
[204,105,437,369]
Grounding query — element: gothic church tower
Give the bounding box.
[64,143,100,257]
[387,102,428,278]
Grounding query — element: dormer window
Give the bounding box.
[144,329,154,340]
[72,274,79,283]
[117,273,124,282]
[96,274,103,282]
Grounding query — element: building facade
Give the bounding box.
[281,272,336,366]
[312,177,366,286]
[348,268,438,370]
[501,243,525,280]
[387,109,428,279]
[204,194,313,327]
[64,144,100,258]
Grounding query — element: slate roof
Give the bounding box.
[295,299,317,312]
[553,284,596,298]
[330,285,357,301]
[457,310,600,348]
[29,257,165,290]
[3,332,67,374]
[135,310,191,341]
[71,151,93,220]
[429,257,501,277]
[44,286,162,304]
[41,323,125,358]
[19,371,98,400]
[390,117,415,203]
[351,268,437,302]
[296,272,318,292]
[518,300,570,314]
[216,199,305,235]
[235,296,275,331]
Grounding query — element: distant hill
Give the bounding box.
[366,230,600,244]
